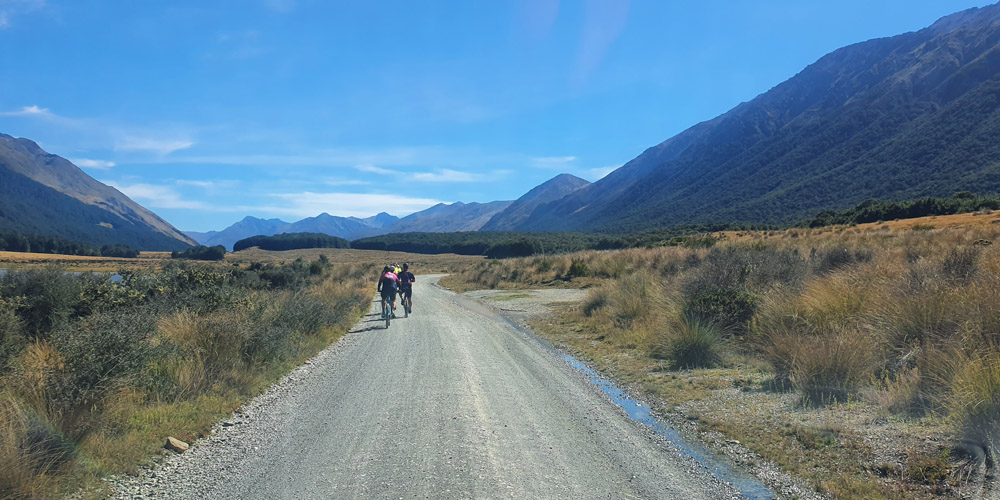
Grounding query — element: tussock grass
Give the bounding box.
[652,314,727,369]
[451,221,1000,498]
[0,258,371,499]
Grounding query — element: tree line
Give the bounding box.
[0,231,139,257]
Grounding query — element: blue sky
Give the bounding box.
[0,0,994,232]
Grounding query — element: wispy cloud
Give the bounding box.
[104,181,209,210]
[114,136,194,156]
[0,0,46,30]
[587,165,618,180]
[0,104,51,117]
[176,179,240,190]
[265,192,445,218]
[573,0,631,86]
[354,164,398,175]
[531,156,577,169]
[412,168,481,183]
[71,158,116,170]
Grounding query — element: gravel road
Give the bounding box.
[113,275,744,499]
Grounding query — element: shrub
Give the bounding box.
[99,244,139,258]
[789,331,878,406]
[565,258,590,279]
[171,245,226,261]
[685,289,758,335]
[947,352,1000,455]
[941,246,981,283]
[609,271,662,327]
[1,268,82,340]
[653,314,727,369]
[814,247,873,273]
[582,287,610,317]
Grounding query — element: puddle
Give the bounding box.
[561,354,776,500]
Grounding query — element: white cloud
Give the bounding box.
[411,168,480,183]
[532,156,577,169]
[175,179,240,191]
[587,165,618,180]
[266,192,445,218]
[354,164,399,175]
[71,158,115,170]
[104,181,209,210]
[0,104,53,117]
[114,136,194,156]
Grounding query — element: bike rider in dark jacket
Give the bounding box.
[397,263,415,312]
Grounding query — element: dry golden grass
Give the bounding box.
[448,219,1000,499]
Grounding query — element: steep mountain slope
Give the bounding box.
[480,173,590,231]
[515,4,1000,233]
[0,134,195,250]
[351,201,513,238]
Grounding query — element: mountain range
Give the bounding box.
[186,212,399,250]
[500,3,1000,233]
[190,173,594,249]
[0,134,194,251]
[7,5,1000,250]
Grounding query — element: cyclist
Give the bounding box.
[377,265,399,318]
[397,263,415,313]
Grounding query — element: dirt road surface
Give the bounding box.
[114,275,745,499]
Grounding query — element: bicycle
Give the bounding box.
[380,296,391,328]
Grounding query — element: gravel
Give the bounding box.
[111,275,744,499]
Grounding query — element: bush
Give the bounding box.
[948,352,1000,455]
[941,246,981,283]
[171,245,226,261]
[789,331,878,406]
[814,247,873,273]
[1,268,82,340]
[685,289,758,335]
[653,314,727,369]
[565,258,590,279]
[99,244,139,258]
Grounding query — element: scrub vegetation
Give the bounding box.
[443,212,1000,499]
[0,257,371,499]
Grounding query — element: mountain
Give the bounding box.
[360,212,398,228]
[480,173,590,231]
[512,4,1000,233]
[350,201,513,238]
[0,134,195,250]
[186,216,289,249]
[189,211,400,250]
[280,213,374,239]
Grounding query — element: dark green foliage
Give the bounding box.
[566,258,591,278]
[654,315,726,369]
[0,231,99,256]
[48,311,158,434]
[99,244,139,258]
[233,232,350,252]
[0,267,83,340]
[171,245,226,261]
[352,231,628,256]
[805,193,1000,227]
[685,290,759,335]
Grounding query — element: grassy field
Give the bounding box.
[442,215,1000,499]
[0,247,482,499]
